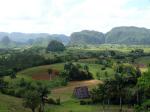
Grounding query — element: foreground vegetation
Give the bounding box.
[1,44,150,112]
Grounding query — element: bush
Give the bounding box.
[134,105,144,112]
[47,98,61,105]
[80,100,87,105]
[47,98,56,104]
[80,100,92,105]
[101,67,106,70]
[14,88,26,97]
[56,98,61,105]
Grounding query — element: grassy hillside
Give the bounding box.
[16,62,115,80]
[17,63,64,80]
[0,93,30,112]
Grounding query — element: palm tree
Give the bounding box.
[8,69,16,79]
[48,68,53,80]
[114,73,126,112]
[91,84,107,112]
[99,84,107,112]
[104,79,114,108]
[84,65,89,72]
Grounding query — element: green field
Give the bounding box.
[0,93,30,112]
[16,62,115,81]
[135,56,150,65]
[0,92,133,112]
[45,101,133,112]
[17,63,64,80]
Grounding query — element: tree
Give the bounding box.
[84,65,89,71]
[138,68,150,104]
[64,62,73,71]
[37,83,49,112]
[47,40,65,52]
[10,70,16,79]
[64,63,93,81]
[23,90,40,112]
[91,84,107,112]
[114,73,125,112]
[0,77,7,90]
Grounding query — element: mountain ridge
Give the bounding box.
[1,26,150,48]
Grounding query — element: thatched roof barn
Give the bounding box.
[73,86,90,99]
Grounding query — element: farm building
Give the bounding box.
[73,86,90,99]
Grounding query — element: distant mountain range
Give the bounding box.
[105,26,150,44]
[0,26,150,48]
[0,32,70,48]
[70,30,105,45]
[70,26,150,45]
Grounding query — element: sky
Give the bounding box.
[0,0,150,35]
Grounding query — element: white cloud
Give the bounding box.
[0,0,150,35]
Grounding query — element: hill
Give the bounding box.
[0,36,26,48]
[105,26,150,44]
[70,30,105,45]
[0,32,70,48]
[1,26,150,47]
[32,34,70,46]
[70,27,150,45]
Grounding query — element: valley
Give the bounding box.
[1,43,150,112]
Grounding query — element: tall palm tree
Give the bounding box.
[114,73,126,112]
[91,84,107,112]
[48,68,53,80]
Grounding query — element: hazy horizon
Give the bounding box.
[0,0,150,35]
[0,25,150,37]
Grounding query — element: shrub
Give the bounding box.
[80,100,87,105]
[56,98,61,105]
[47,98,56,104]
[101,67,106,70]
[80,100,92,105]
[47,98,61,105]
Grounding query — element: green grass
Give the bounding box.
[0,93,30,112]
[88,64,114,79]
[16,62,114,80]
[47,79,132,112]
[0,93,133,112]
[78,58,99,64]
[45,100,133,112]
[17,63,64,80]
[136,56,150,65]
[49,80,101,102]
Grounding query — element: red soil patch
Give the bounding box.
[32,69,59,80]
